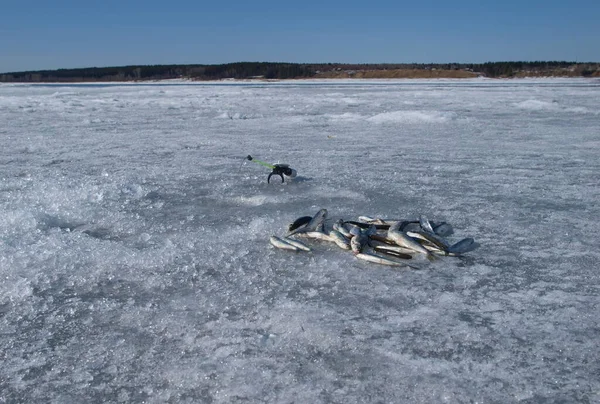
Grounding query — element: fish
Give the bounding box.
[293,231,333,241]
[355,252,411,267]
[307,208,328,232]
[364,224,378,236]
[373,245,414,259]
[329,230,351,250]
[355,216,453,235]
[282,237,312,252]
[447,238,478,255]
[369,234,396,246]
[348,224,362,237]
[358,215,378,222]
[351,232,369,254]
[358,216,388,226]
[421,243,446,254]
[287,208,327,236]
[345,220,391,230]
[419,215,435,233]
[398,221,423,233]
[353,218,421,231]
[276,209,473,267]
[387,221,431,255]
[332,219,352,238]
[288,216,312,232]
[406,230,450,253]
[269,235,299,251]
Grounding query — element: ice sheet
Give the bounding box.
[1,78,599,403]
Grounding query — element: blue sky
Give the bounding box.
[1,0,598,73]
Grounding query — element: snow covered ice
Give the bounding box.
[1,78,599,403]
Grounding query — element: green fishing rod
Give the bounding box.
[242,155,297,183]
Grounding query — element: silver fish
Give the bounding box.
[373,245,414,259]
[294,231,333,241]
[358,215,377,222]
[332,219,352,238]
[269,235,299,251]
[282,237,312,252]
[355,252,410,267]
[419,215,435,233]
[421,243,446,253]
[329,230,351,250]
[351,232,368,254]
[358,216,388,226]
[387,222,431,255]
[307,208,327,232]
[406,230,450,252]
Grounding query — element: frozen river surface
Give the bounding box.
[1,78,599,403]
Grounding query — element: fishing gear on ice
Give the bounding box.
[243,155,297,183]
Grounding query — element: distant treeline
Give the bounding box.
[473,61,599,78]
[1,61,599,82]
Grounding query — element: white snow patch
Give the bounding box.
[238,195,269,206]
[515,99,559,111]
[216,111,264,120]
[367,110,453,124]
[323,112,364,121]
[515,99,597,114]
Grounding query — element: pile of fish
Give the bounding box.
[269,209,479,268]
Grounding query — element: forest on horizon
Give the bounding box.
[1,61,599,82]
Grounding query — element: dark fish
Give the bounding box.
[345,220,390,230]
[447,238,479,255]
[369,234,396,245]
[373,245,413,260]
[288,216,312,231]
[399,221,422,232]
[287,209,328,236]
